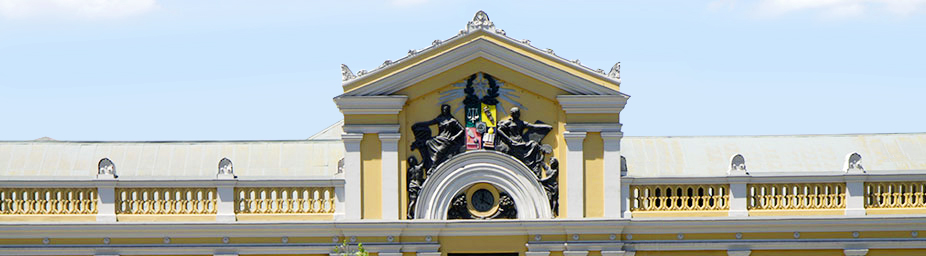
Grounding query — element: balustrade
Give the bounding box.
[0,188,96,215]
[748,183,845,210]
[235,187,335,214]
[115,188,216,215]
[866,182,926,209]
[629,184,729,212]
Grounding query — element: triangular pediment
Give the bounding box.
[338,11,626,99]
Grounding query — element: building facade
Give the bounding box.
[2,11,926,256]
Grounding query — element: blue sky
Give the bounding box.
[1,0,924,141]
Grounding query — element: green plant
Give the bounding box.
[333,238,368,256]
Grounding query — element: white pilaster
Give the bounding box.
[564,131,586,219]
[526,252,552,256]
[379,133,401,220]
[846,176,867,216]
[216,179,237,222]
[729,182,748,217]
[621,182,632,218]
[96,179,116,223]
[342,133,364,220]
[602,131,623,218]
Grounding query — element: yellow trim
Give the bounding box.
[866,208,926,215]
[750,250,844,256]
[0,214,95,222]
[631,210,728,218]
[235,214,334,221]
[115,214,216,222]
[748,209,844,216]
[439,235,527,254]
[869,249,926,256]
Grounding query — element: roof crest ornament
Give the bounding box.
[609,62,621,84]
[844,152,865,174]
[341,64,357,81]
[728,154,749,176]
[466,10,495,33]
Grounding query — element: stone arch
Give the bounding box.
[414,151,553,219]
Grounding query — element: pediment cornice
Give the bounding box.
[338,11,628,98]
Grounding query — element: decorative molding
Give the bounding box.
[96,158,116,179]
[465,10,495,33]
[608,62,621,85]
[845,152,865,174]
[341,37,626,97]
[727,154,749,176]
[217,158,236,179]
[557,95,629,114]
[341,11,623,90]
[727,250,751,256]
[564,123,623,133]
[342,64,357,81]
[414,151,553,219]
[333,96,407,115]
[844,249,868,256]
[342,124,400,134]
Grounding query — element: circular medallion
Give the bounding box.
[466,183,501,218]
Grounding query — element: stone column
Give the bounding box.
[216,179,237,222]
[96,178,117,223]
[379,133,401,220]
[342,133,364,220]
[845,176,867,216]
[564,131,587,219]
[729,181,748,217]
[601,131,623,218]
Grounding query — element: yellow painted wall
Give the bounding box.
[361,133,383,219]
[750,250,844,256]
[869,249,926,256]
[634,251,727,256]
[584,132,604,218]
[439,235,527,255]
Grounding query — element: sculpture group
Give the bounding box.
[406,85,560,219]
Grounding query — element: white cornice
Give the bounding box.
[564,123,623,133]
[340,37,628,97]
[342,124,401,134]
[341,11,622,88]
[557,95,629,114]
[333,95,407,115]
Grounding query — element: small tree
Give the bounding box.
[334,239,368,256]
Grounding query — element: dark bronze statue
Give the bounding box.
[406,156,424,219]
[541,157,559,217]
[411,104,465,175]
[496,107,553,177]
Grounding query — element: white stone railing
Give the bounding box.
[0,177,344,222]
[623,171,926,218]
[0,188,97,215]
[235,187,336,214]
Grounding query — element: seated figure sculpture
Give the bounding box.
[496,107,553,177]
[410,104,465,175]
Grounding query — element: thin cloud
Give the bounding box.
[0,0,159,20]
[710,0,926,18]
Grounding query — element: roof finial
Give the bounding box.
[608,62,621,84]
[341,64,356,81]
[466,10,495,33]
